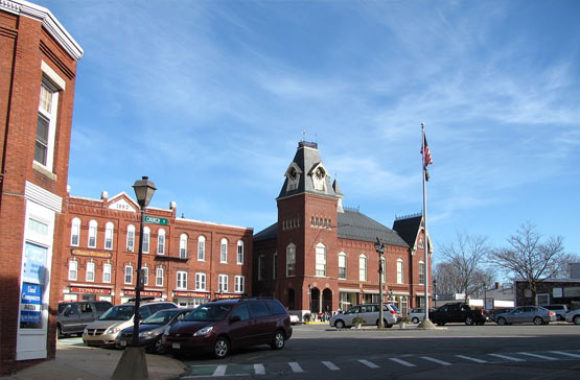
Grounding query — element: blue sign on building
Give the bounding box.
[20,283,43,328]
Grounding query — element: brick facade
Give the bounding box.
[0,0,82,374]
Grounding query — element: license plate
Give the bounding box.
[120,340,127,347]
[172,343,180,349]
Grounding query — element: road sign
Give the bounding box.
[144,215,169,225]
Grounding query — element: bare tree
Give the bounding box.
[439,233,490,301]
[488,222,567,305]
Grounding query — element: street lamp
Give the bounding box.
[483,281,487,312]
[113,176,156,380]
[374,238,385,329]
[433,279,437,308]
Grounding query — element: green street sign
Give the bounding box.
[144,215,169,225]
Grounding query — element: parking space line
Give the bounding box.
[358,359,379,369]
[549,350,580,359]
[456,355,487,363]
[389,358,416,367]
[321,361,340,371]
[212,365,227,377]
[489,353,525,362]
[288,362,304,373]
[518,352,558,361]
[419,356,451,366]
[253,364,265,375]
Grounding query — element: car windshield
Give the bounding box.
[184,304,232,322]
[142,309,180,325]
[98,305,135,321]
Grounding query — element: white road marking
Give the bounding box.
[456,355,487,364]
[389,358,416,367]
[288,362,304,373]
[549,350,580,359]
[321,361,340,371]
[212,364,227,376]
[489,353,525,362]
[419,356,451,366]
[518,352,558,361]
[358,359,379,369]
[254,364,266,375]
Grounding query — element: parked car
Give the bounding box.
[543,304,569,321]
[115,308,194,353]
[494,306,556,325]
[489,307,515,322]
[289,314,300,325]
[430,303,487,326]
[408,308,437,324]
[565,309,580,325]
[162,297,292,358]
[57,301,113,337]
[328,303,397,329]
[82,300,177,346]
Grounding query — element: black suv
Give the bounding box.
[57,301,113,337]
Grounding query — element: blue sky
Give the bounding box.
[38,0,580,260]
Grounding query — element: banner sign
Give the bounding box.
[174,291,209,298]
[70,287,112,295]
[20,283,43,328]
[71,249,113,259]
[124,290,162,297]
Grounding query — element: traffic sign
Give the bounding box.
[144,215,169,225]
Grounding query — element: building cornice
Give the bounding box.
[1,0,83,60]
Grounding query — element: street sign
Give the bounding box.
[144,215,169,225]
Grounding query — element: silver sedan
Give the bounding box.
[494,306,556,325]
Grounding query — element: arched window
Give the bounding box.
[155,267,164,287]
[157,229,165,255]
[86,262,95,282]
[179,234,188,259]
[88,220,97,248]
[197,236,206,261]
[103,263,112,283]
[315,243,326,277]
[237,240,244,264]
[419,261,425,284]
[104,222,114,250]
[286,243,296,277]
[143,226,151,253]
[68,260,78,281]
[220,238,228,263]
[397,259,404,284]
[338,252,347,279]
[359,254,367,282]
[70,218,81,246]
[126,225,135,252]
[124,264,133,284]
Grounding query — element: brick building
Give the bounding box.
[0,0,82,373]
[253,141,432,320]
[62,191,253,308]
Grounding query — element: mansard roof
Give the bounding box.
[254,210,409,247]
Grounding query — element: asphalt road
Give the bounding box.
[178,323,580,380]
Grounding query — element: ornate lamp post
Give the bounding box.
[374,238,385,329]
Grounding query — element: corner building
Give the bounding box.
[253,141,432,320]
[62,191,253,308]
[0,0,82,373]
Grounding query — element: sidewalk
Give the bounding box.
[0,342,185,380]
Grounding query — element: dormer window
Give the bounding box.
[285,163,302,192]
[312,166,326,191]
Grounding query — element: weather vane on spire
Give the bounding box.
[302,129,307,142]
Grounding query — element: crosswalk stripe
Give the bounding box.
[489,353,525,362]
[389,358,416,367]
[321,361,340,371]
[549,350,580,359]
[419,356,451,366]
[212,364,227,377]
[358,359,379,369]
[288,362,304,373]
[456,355,487,364]
[518,352,558,361]
[254,364,266,375]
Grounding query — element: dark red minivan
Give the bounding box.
[162,297,292,358]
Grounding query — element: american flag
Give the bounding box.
[421,133,433,168]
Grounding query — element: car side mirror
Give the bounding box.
[230,315,241,323]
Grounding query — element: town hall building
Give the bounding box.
[253,141,432,321]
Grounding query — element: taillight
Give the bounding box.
[390,310,396,314]
[480,310,484,315]
[548,312,555,316]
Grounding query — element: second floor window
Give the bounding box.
[180,234,188,259]
[234,275,245,293]
[237,240,244,264]
[35,78,59,170]
[70,218,80,246]
[103,263,112,283]
[176,271,187,289]
[272,252,278,279]
[220,238,228,263]
[286,244,296,277]
[68,260,77,281]
[359,255,367,282]
[397,259,404,284]
[86,262,95,282]
[218,274,228,292]
[338,253,347,280]
[142,267,149,285]
[197,236,205,261]
[127,225,135,252]
[88,220,97,248]
[156,267,164,287]
[315,243,326,277]
[125,265,133,284]
[104,222,114,250]
[195,273,206,290]
[419,261,426,285]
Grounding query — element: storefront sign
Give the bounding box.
[20,283,42,328]
[124,290,162,297]
[174,291,209,298]
[215,293,243,300]
[71,249,113,259]
[23,243,47,284]
[70,287,111,295]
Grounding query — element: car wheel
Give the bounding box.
[214,337,230,359]
[574,316,580,325]
[465,317,474,326]
[335,320,346,329]
[412,317,420,324]
[271,330,285,350]
[533,317,543,326]
[497,317,507,326]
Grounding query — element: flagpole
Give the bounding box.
[421,122,430,322]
